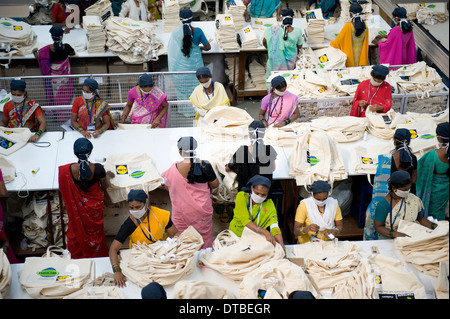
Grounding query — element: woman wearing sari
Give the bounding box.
[374,171,437,239]
[161,136,219,248]
[263,9,303,89]
[58,138,110,259]
[70,78,113,139]
[109,189,180,288]
[33,26,75,106]
[259,76,300,128]
[120,74,168,127]
[190,67,230,126]
[244,0,282,21]
[0,80,46,143]
[229,175,283,246]
[417,122,449,221]
[373,7,416,65]
[330,3,369,67]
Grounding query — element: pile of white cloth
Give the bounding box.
[0,18,36,67]
[84,0,113,24]
[0,249,11,298]
[198,228,285,282]
[173,280,236,299]
[361,109,406,140]
[83,15,106,54]
[248,59,267,89]
[105,17,164,64]
[264,123,308,147]
[237,25,258,49]
[296,46,347,70]
[339,0,372,24]
[225,0,246,30]
[162,0,180,32]
[120,226,204,287]
[395,220,449,277]
[310,116,367,143]
[348,141,393,175]
[304,9,325,45]
[215,14,240,51]
[63,286,125,299]
[288,69,336,98]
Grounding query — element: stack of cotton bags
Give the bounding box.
[162,0,180,32]
[215,14,240,51]
[225,0,246,31]
[83,15,106,54]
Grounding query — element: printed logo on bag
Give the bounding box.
[378,30,387,36]
[37,267,60,277]
[244,27,250,33]
[116,165,128,175]
[13,26,23,31]
[307,152,320,166]
[318,88,326,93]
[130,171,146,179]
[0,136,15,150]
[56,275,72,281]
[409,129,418,139]
[1,22,12,26]
[378,293,415,299]
[3,130,13,135]
[375,275,382,284]
[361,157,373,164]
[400,76,411,81]
[318,54,329,63]
[419,134,435,139]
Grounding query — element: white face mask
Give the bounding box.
[130,202,148,219]
[370,78,383,87]
[83,92,95,100]
[11,95,25,104]
[140,88,151,95]
[251,192,266,204]
[394,189,410,198]
[312,197,327,207]
[274,88,285,96]
[201,78,212,88]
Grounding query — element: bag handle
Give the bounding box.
[43,245,71,259]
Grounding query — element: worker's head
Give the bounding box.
[370,65,389,86]
[10,79,27,104]
[388,171,412,198]
[309,180,331,206]
[127,189,149,219]
[350,3,366,37]
[245,175,271,204]
[138,74,155,93]
[271,76,287,96]
[196,67,212,88]
[82,78,99,101]
[392,7,413,33]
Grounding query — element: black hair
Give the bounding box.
[182,34,192,58]
[392,10,413,34]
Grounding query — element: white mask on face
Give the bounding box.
[251,192,266,204]
[83,92,95,100]
[394,189,410,198]
[130,202,148,219]
[140,88,151,95]
[11,95,25,103]
[312,197,327,207]
[370,78,383,87]
[274,88,285,96]
[201,78,212,88]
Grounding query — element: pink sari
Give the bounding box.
[161,163,213,248]
[37,45,74,106]
[379,27,417,65]
[131,86,168,127]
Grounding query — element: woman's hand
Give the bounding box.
[261,229,276,246]
[92,129,102,138]
[113,271,127,288]
[273,121,285,128]
[393,231,410,238]
[151,118,161,128]
[29,135,39,143]
[307,224,320,233]
[359,100,367,108]
[81,130,92,139]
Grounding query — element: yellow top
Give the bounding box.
[330,22,369,67]
[129,206,170,248]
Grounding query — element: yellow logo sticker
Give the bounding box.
[361,157,373,164]
[116,165,128,175]
[318,54,329,63]
[409,129,418,139]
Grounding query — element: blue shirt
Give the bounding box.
[192,27,209,46]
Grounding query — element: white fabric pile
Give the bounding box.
[264,123,308,147]
[310,116,367,143]
[296,46,347,70]
[339,0,372,24]
[404,2,448,25]
[364,109,407,140]
[304,9,325,45]
[173,280,236,299]
[63,286,125,299]
[120,226,204,287]
[287,69,336,98]
[202,105,253,141]
[162,0,180,32]
[0,249,11,298]
[83,15,106,54]
[348,141,393,175]
[225,0,246,30]
[105,17,164,64]
[198,228,285,282]
[0,18,36,67]
[215,14,240,51]
[248,59,267,89]
[84,0,113,24]
[395,220,449,277]
[237,25,258,49]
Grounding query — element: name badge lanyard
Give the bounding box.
[86,96,96,125]
[266,94,283,125]
[204,81,215,100]
[248,195,262,226]
[389,196,404,231]
[15,101,26,127]
[311,204,326,240]
[367,83,381,107]
[137,208,163,243]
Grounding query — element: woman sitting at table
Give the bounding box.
[307,0,340,18]
[372,7,417,66]
[226,120,277,192]
[70,78,113,139]
[119,0,150,21]
[33,26,75,106]
[109,189,180,287]
[259,76,300,128]
[350,65,392,117]
[167,9,211,100]
[294,180,343,244]
[417,122,449,221]
[330,2,369,67]
[58,138,110,259]
[161,136,219,248]
[262,9,303,89]
[374,171,437,239]
[0,80,46,143]
[391,128,417,193]
[189,67,230,126]
[120,74,168,127]
[244,0,282,21]
[229,175,283,246]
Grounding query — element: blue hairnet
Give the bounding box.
[139,74,154,87]
[73,138,93,180]
[10,79,26,91]
[83,78,99,91]
[128,189,148,203]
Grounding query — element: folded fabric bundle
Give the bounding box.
[225,0,246,31]
[202,105,254,141]
[264,123,308,147]
[0,18,36,65]
[406,108,449,125]
[349,141,393,175]
[237,25,258,49]
[365,109,408,140]
[250,17,278,30]
[328,67,371,95]
[248,59,267,89]
[120,226,204,287]
[173,280,236,299]
[310,116,367,142]
[105,17,164,64]
[83,15,106,54]
[304,10,325,45]
[288,69,336,98]
[103,152,162,203]
[162,0,180,32]
[208,146,239,204]
[215,14,240,51]
[199,228,285,282]
[63,286,125,299]
[339,0,372,24]
[84,0,113,24]
[395,220,449,277]
[0,249,11,298]
[239,259,319,299]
